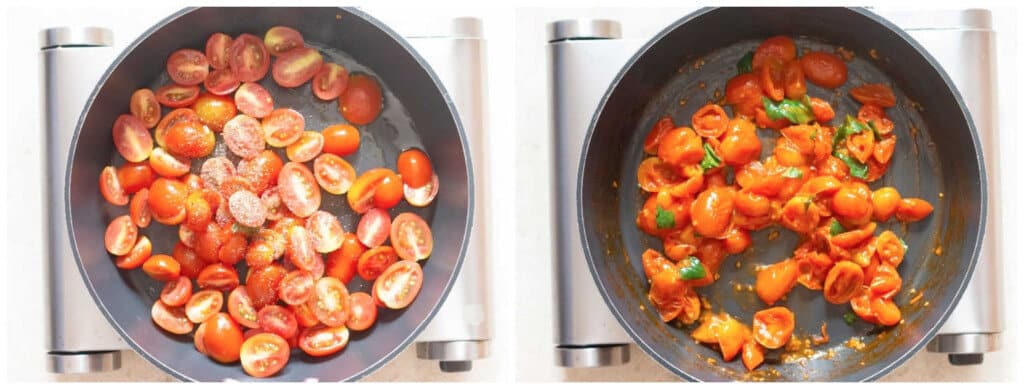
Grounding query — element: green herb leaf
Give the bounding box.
[655,205,676,230]
[834,150,869,179]
[833,115,869,148]
[679,256,708,280]
[829,219,846,236]
[737,51,754,73]
[898,236,909,251]
[762,97,813,125]
[843,312,857,325]
[699,143,722,170]
[782,167,803,179]
[867,120,882,140]
[232,223,259,237]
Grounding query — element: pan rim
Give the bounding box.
[64,6,475,382]
[576,6,986,382]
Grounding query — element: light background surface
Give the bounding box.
[513,6,1018,382]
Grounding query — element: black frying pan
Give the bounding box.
[66,7,473,381]
[578,7,985,381]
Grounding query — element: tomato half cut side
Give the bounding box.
[373,260,423,310]
[186,289,224,324]
[298,325,350,357]
[205,32,233,70]
[277,162,321,218]
[197,263,241,291]
[240,332,290,378]
[306,210,344,253]
[271,47,323,88]
[160,276,193,307]
[204,68,240,96]
[391,212,433,261]
[262,108,305,148]
[346,292,377,331]
[166,48,209,86]
[357,208,392,248]
[404,173,439,207]
[191,93,237,132]
[235,82,274,118]
[114,235,152,269]
[258,304,299,340]
[264,26,305,56]
[310,277,350,327]
[313,153,356,195]
[312,63,349,100]
[112,114,154,163]
[228,286,260,329]
[357,245,398,281]
[228,33,271,83]
[130,88,161,128]
[100,166,129,206]
[155,108,200,148]
[105,215,138,256]
[278,270,315,305]
[155,84,201,108]
[285,131,324,163]
[152,300,194,335]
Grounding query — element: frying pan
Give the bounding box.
[578,7,985,381]
[65,7,473,382]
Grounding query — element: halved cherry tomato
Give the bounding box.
[235,83,274,119]
[848,129,875,164]
[313,63,349,100]
[357,245,398,281]
[339,74,383,125]
[228,286,260,329]
[404,173,439,207]
[725,73,764,118]
[152,300,193,335]
[357,208,392,248]
[277,162,321,217]
[112,114,153,163]
[262,108,305,147]
[237,150,283,194]
[155,84,200,108]
[117,162,154,195]
[808,97,835,123]
[346,292,377,331]
[220,115,264,159]
[397,148,434,189]
[311,277,350,326]
[205,32,233,70]
[229,190,267,228]
[229,33,271,83]
[240,332,289,378]
[173,242,205,279]
[203,312,244,363]
[823,261,865,304]
[871,187,902,222]
[875,230,906,266]
[374,260,423,309]
[692,104,729,138]
[155,108,199,148]
[204,68,240,96]
[298,325,349,357]
[391,212,433,261]
[690,187,734,238]
[272,47,323,88]
[636,158,680,193]
[160,276,193,307]
[742,341,765,371]
[130,88,161,128]
[148,178,189,219]
[166,48,209,86]
[292,301,320,328]
[186,289,224,324]
[257,305,298,339]
[264,26,305,56]
[246,264,287,309]
[850,83,896,108]
[858,104,894,135]
[164,120,215,159]
[100,166,129,206]
[279,270,315,305]
[306,211,344,253]
[755,258,799,305]
[197,263,240,291]
[347,168,391,213]
[218,233,248,266]
[657,127,704,166]
[759,57,785,101]
[800,51,847,89]
[752,35,797,70]
[321,124,360,156]
[782,59,806,99]
[194,322,209,355]
[874,136,896,164]
[872,297,902,326]
[752,307,795,349]
[718,118,761,166]
[896,198,933,222]
[192,93,236,132]
[286,225,319,271]
[104,215,138,255]
[285,131,324,162]
[143,254,181,282]
[326,233,365,283]
[643,116,675,154]
[832,183,874,225]
[184,191,212,230]
[114,235,151,269]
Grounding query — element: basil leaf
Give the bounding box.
[699,143,722,170]
[782,167,803,179]
[898,236,909,251]
[762,97,813,125]
[829,219,845,236]
[679,257,707,280]
[867,120,882,140]
[736,51,754,74]
[655,205,676,230]
[843,312,857,325]
[833,115,869,148]
[834,150,869,179]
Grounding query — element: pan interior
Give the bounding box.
[67,7,470,382]
[579,7,983,382]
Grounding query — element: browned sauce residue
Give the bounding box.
[934,246,943,255]
[869,48,880,60]
[846,337,866,351]
[835,46,855,61]
[811,322,829,345]
[679,98,688,107]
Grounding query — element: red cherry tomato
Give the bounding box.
[357,245,398,281]
[277,162,321,217]
[203,312,244,363]
[257,304,299,340]
[357,208,392,248]
[313,153,356,195]
[326,233,365,283]
[142,254,181,282]
[261,108,305,148]
[264,26,305,56]
[186,289,224,324]
[312,63,349,100]
[112,114,154,163]
[346,292,377,331]
[164,120,215,159]
[246,264,287,309]
[285,131,324,163]
[197,263,240,291]
[228,190,268,228]
[99,166,129,206]
[152,300,193,335]
[298,325,350,357]
[339,74,383,125]
[227,285,261,330]
[279,270,315,305]
[155,83,200,108]
[114,235,152,269]
[305,211,344,253]
[397,148,434,188]
[105,215,138,256]
[234,82,274,118]
[291,302,320,328]
[117,162,155,194]
[173,242,205,278]
[391,212,433,261]
[271,47,323,88]
[166,49,209,86]
[204,68,240,96]
[191,93,237,132]
[800,51,848,89]
[160,276,193,307]
[373,260,423,309]
[237,150,283,194]
[205,32,233,70]
[752,35,797,70]
[310,277,350,327]
[154,108,199,148]
[148,178,189,219]
[321,124,360,156]
[285,225,319,272]
[240,332,289,378]
[130,88,161,128]
[228,33,271,83]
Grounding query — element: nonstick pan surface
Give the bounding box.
[66,7,472,382]
[578,7,985,381]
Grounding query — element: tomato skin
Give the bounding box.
[130,88,161,128]
[832,183,874,225]
[245,264,287,309]
[155,84,200,108]
[160,276,193,307]
[152,300,194,335]
[782,59,806,100]
[357,246,398,281]
[117,162,155,195]
[191,93,237,132]
[643,116,675,154]
[115,235,152,269]
[264,26,305,56]
[896,198,934,222]
[148,178,189,219]
[871,187,902,222]
[759,57,785,101]
[155,108,199,148]
[312,63,349,100]
[850,83,897,108]
[373,260,423,309]
[657,127,704,167]
[339,74,383,125]
[875,230,907,267]
[346,292,377,331]
[752,35,797,70]
[100,166,129,206]
[203,312,244,363]
[173,242,205,278]
[271,47,323,88]
[374,172,404,209]
[197,263,240,291]
[279,270,315,305]
[391,212,433,261]
[347,168,392,214]
[166,49,209,86]
[240,332,290,378]
[752,307,795,349]
[164,120,215,159]
[258,305,299,339]
[238,150,283,195]
[725,73,764,118]
[298,325,350,357]
[205,32,233,70]
[326,233,365,283]
[228,33,271,83]
[823,261,865,304]
[143,254,181,282]
[321,124,361,156]
[742,341,765,371]
[397,149,434,189]
[690,187,735,238]
[112,114,154,163]
[691,104,729,138]
[755,258,799,305]
[718,118,761,166]
[800,51,848,89]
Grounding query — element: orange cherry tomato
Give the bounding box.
[742,341,765,371]
[142,254,181,282]
[228,286,260,329]
[755,258,799,305]
[357,245,398,281]
[725,73,764,118]
[115,236,152,269]
[647,267,686,322]
[347,168,392,214]
[117,162,155,194]
[847,130,875,164]
[203,312,244,364]
[752,35,797,70]
[104,215,137,256]
[192,93,237,132]
[246,264,287,309]
[285,131,324,163]
[875,230,906,267]
[397,148,434,189]
[164,120,215,159]
[808,97,835,123]
[850,83,896,108]
[858,104,894,135]
[657,127,704,166]
[321,124,361,156]
[237,150,283,194]
[643,116,675,154]
[871,297,902,326]
[148,178,189,219]
[831,183,873,225]
[258,305,299,340]
[718,118,761,166]
[871,187,902,222]
[734,189,770,217]
[896,198,933,222]
[800,51,847,89]
[346,292,378,331]
[160,276,193,307]
[155,108,199,148]
[197,263,240,291]
[155,83,201,108]
[690,187,735,238]
[779,195,820,234]
[149,147,192,178]
[752,306,795,349]
[305,211,344,253]
[152,300,194,335]
[298,325,350,357]
[721,227,752,255]
[691,104,729,138]
[782,59,806,100]
[326,233,365,283]
[823,261,865,304]
[261,108,305,148]
[374,171,404,210]
[716,314,748,362]
[637,157,681,193]
[759,57,785,101]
